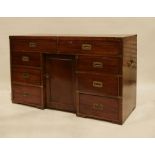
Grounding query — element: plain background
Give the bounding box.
[0,17,155,138]
[0,0,155,150]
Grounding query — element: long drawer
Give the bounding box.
[77,73,119,97]
[76,55,122,74]
[12,52,41,67]
[12,66,41,85]
[78,94,119,121]
[12,84,42,108]
[58,37,122,56]
[11,38,57,52]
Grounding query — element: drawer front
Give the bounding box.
[77,73,119,96]
[12,84,42,106]
[58,39,81,54]
[11,39,57,52]
[77,56,122,74]
[12,52,41,67]
[12,66,41,85]
[58,38,121,56]
[79,94,119,121]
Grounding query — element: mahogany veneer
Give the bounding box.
[10,35,137,124]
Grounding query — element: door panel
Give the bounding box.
[46,55,76,112]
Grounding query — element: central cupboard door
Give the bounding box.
[46,55,76,112]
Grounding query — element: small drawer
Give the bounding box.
[58,37,122,56]
[77,73,119,96]
[76,56,122,74]
[12,84,42,107]
[78,94,119,121]
[12,52,41,67]
[12,66,41,85]
[11,38,57,52]
[58,38,81,54]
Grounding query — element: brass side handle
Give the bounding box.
[22,56,29,62]
[22,72,29,79]
[93,81,103,88]
[92,62,103,68]
[93,103,104,111]
[29,42,37,48]
[22,92,30,97]
[81,44,92,50]
[127,59,136,68]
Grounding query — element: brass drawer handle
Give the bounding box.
[22,73,29,78]
[29,42,37,48]
[93,62,103,68]
[93,103,104,111]
[93,81,103,88]
[81,44,92,50]
[22,56,29,62]
[22,92,30,97]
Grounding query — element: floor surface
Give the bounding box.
[0,82,155,137]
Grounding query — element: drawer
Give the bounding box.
[77,73,119,96]
[58,37,122,56]
[76,56,122,74]
[12,66,41,85]
[11,38,57,52]
[12,52,41,67]
[78,94,119,121]
[12,84,42,107]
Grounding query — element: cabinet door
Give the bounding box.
[46,55,76,113]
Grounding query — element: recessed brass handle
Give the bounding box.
[22,73,29,78]
[93,103,104,111]
[22,56,29,62]
[93,62,103,68]
[29,42,37,48]
[93,81,103,88]
[81,44,92,50]
[22,92,30,97]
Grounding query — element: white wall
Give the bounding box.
[0,17,155,92]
